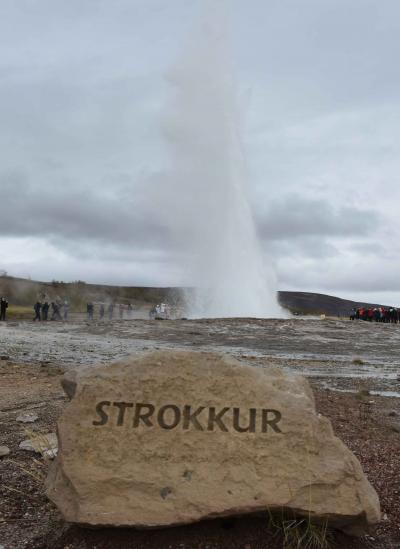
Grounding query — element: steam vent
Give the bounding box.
[46,351,380,535]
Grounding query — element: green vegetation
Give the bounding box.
[7,306,34,319]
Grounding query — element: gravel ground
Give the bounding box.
[0,317,399,396]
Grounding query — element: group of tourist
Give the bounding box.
[149,303,171,320]
[34,300,135,321]
[350,307,400,323]
[0,296,137,322]
[33,300,69,321]
[87,302,134,321]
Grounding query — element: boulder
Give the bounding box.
[46,351,380,534]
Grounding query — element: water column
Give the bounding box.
[163,2,283,318]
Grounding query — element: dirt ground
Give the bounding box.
[0,317,399,549]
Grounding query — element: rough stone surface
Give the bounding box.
[0,445,10,457]
[46,351,380,534]
[60,369,79,400]
[61,366,91,400]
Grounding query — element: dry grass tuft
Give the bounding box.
[267,510,334,549]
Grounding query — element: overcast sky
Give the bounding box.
[1,0,400,305]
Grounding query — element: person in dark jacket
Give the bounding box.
[51,302,61,320]
[33,301,41,321]
[0,297,8,321]
[99,304,105,319]
[42,302,49,321]
[87,302,94,321]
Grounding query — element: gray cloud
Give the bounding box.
[0,171,172,251]
[257,194,379,241]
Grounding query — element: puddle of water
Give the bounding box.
[371,390,400,398]
[319,381,400,399]
[289,370,399,380]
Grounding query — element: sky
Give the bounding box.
[0,0,400,305]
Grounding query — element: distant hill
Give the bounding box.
[0,275,390,316]
[277,291,390,317]
[0,275,181,310]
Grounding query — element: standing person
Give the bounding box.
[108,302,114,320]
[33,301,42,321]
[127,303,133,318]
[51,302,61,321]
[119,303,124,320]
[99,303,105,319]
[0,297,8,321]
[87,302,94,321]
[63,300,70,320]
[42,302,49,321]
[384,308,390,323]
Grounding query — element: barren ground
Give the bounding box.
[0,317,399,549]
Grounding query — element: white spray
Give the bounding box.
[161,2,283,318]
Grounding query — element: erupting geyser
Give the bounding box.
[163,3,283,318]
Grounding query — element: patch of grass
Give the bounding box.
[7,305,33,319]
[267,510,334,549]
[8,457,46,484]
[352,357,365,365]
